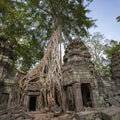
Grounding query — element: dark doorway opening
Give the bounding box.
[29,96,37,111]
[81,83,92,107]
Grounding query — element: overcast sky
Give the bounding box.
[87,0,120,41]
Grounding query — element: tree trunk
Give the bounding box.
[19,20,63,112]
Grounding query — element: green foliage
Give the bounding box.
[116,16,120,22]
[0,0,45,72]
[0,0,95,72]
[103,40,120,77]
[105,42,120,57]
[83,32,111,77]
[14,38,44,72]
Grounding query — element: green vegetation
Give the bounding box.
[1,0,118,76]
[0,0,94,72]
[83,32,111,77]
[105,43,120,56]
[116,16,120,22]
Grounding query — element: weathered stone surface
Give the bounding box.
[62,40,103,111]
[111,50,120,89]
[0,35,20,110]
[101,106,120,120]
[73,111,102,120]
[30,111,53,120]
[108,98,120,106]
[0,106,34,120]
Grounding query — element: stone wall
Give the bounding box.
[62,40,104,111]
[0,35,13,81]
[111,50,120,89]
[0,34,17,110]
[102,50,120,107]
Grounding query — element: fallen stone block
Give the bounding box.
[101,106,120,120]
[73,111,102,120]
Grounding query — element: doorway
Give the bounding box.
[29,96,37,111]
[81,83,92,107]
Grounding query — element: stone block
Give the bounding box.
[101,106,120,120]
[108,98,120,106]
[73,111,102,120]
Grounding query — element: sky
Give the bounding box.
[87,0,120,41]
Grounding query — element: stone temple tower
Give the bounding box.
[0,35,14,81]
[62,40,103,111]
[0,34,16,109]
[111,50,120,89]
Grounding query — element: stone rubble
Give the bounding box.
[0,106,34,120]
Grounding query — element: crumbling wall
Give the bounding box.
[103,50,120,107]
[111,50,120,89]
[100,50,120,107]
[0,34,17,110]
[62,40,105,111]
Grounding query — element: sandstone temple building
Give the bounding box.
[62,41,102,111]
[0,34,120,119]
[18,40,104,112]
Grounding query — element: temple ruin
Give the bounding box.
[62,41,102,111]
[0,35,17,110]
[18,26,63,113]
[0,33,120,119]
[111,50,120,89]
[19,40,104,113]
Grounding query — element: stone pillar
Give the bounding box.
[26,96,30,111]
[23,95,29,110]
[73,83,84,112]
[62,88,68,111]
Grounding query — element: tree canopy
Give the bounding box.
[0,0,95,72]
[83,32,111,77]
[105,40,120,57]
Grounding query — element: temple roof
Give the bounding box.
[62,40,94,86]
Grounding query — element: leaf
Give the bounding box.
[116,16,120,22]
